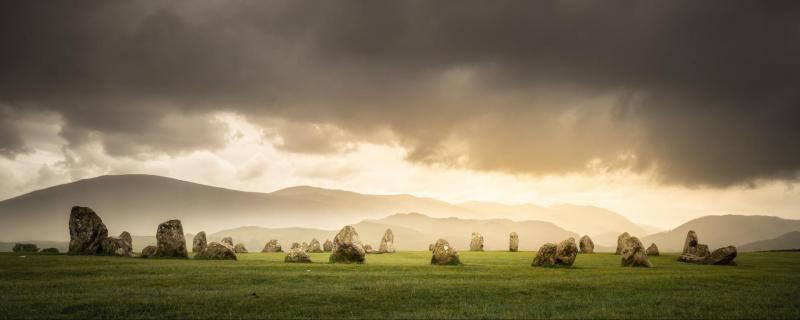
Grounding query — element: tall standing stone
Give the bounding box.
[430,238,461,265]
[470,232,484,251]
[509,232,519,252]
[682,230,699,255]
[615,232,631,255]
[379,229,395,253]
[193,232,207,253]
[262,240,282,252]
[154,219,188,258]
[323,239,333,252]
[579,235,594,253]
[308,238,323,253]
[621,236,652,267]
[329,225,366,264]
[68,206,109,255]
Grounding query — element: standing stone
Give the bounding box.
[291,242,301,250]
[154,219,188,258]
[100,231,134,256]
[379,229,395,253]
[646,243,660,256]
[221,237,234,249]
[195,242,237,260]
[470,232,484,251]
[140,245,157,258]
[323,239,333,252]
[193,232,207,253]
[554,238,578,266]
[682,230,699,255]
[262,240,282,252]
[13,243,38,252]
[509,232,519,252]
[285,248,312,263]
[705,246,737,265]
[329,225,366,264]
[308,238,323,253]
[430,238,461,265]
[363,244,374,253]
[579,235,595,253]
[532,243,558,266]
[615,232,631,255]
[68,206,109,255]
[233,243,248,253]
[621,236,652,267]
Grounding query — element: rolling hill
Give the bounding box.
[641,215,800,252]
[0,174,643,242]
[738,231,800,252]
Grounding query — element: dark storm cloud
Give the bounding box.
[0,0,799,187]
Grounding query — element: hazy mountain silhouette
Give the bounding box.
[641,215,800,252]
[738,231,800,252]
[0,174,641,242]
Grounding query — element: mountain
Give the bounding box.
[458,201,647,243]
[641,215,800,252]
[0,174,642,242]
[738,231,800,252]
[0,174,473,241]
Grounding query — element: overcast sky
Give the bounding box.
[1,1,799,228]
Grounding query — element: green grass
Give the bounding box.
[1,251,798,319]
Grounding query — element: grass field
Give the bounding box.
[1,251,799,319]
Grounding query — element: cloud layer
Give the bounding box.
[1,1,799,187]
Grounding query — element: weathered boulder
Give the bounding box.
[308,238,323,253]
[291,242,301,250]
[615,232,631,255]
[532,243,557,266]
[705,246,737,265]
[579,235,594,253]
[364,244,374,253]
[140,245,157,258]
[193,232,207,253]
[262,240,282,252]
[430,239,461,265]
[329,225,366,264]
[301,242,309,252]
[285,248,312,263]
[470,232,484,251]
[323,239,333,252]
[154,219,188,258]
[379,229,395,253]
[39,247,60,254]
[554,238,578,266]
[100,231,134,256]
[68,206,109,255]
[621,236,652,267]
[221,237,234,249]
[195,242,237,260]
[695,244,710,257]
[233,243,248,253]
[509,232,519,252]
[13,243,38,252]
[646,243,659,256]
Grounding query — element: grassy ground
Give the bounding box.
[1,251,798,319]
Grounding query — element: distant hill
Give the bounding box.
[184,213,579,252]
[641,215,800,252]
[458,202,647,242]
[739,231,800,252]
[0,174,643,242]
